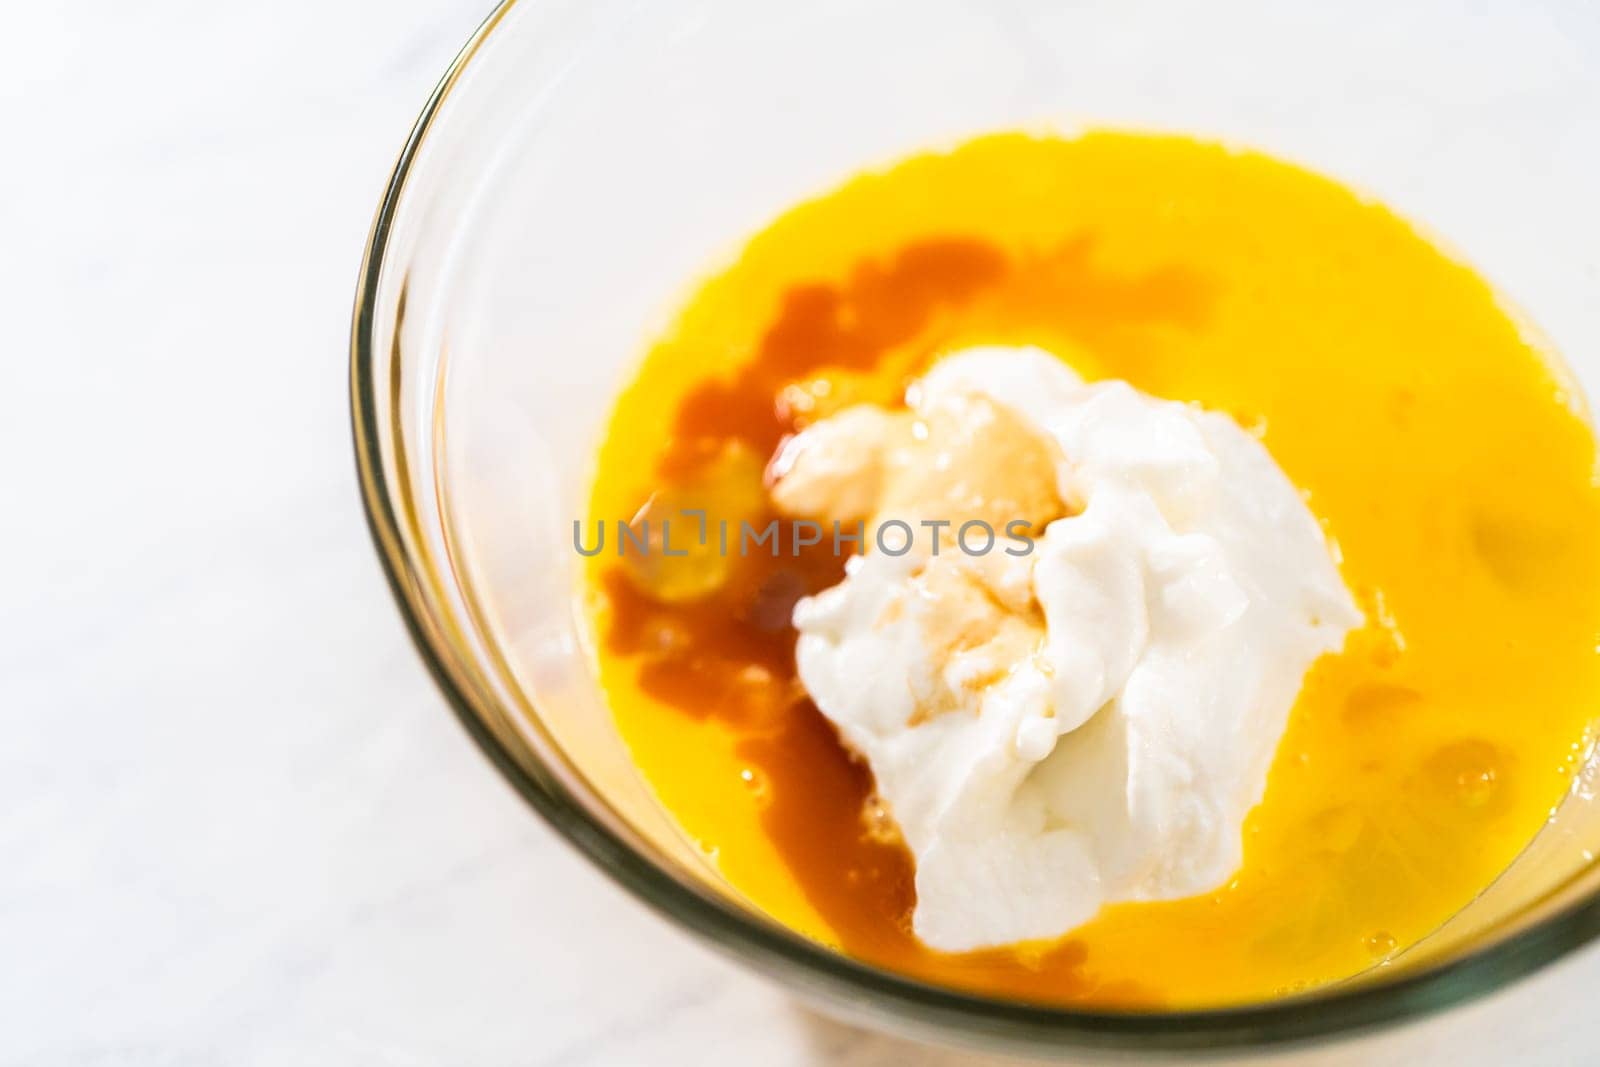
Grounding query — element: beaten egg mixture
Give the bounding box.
[582,132,1600,1007]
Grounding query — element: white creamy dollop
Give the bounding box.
[779,347,1361,952]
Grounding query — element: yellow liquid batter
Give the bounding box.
[584,132,1600,1006]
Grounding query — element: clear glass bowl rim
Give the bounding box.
[348,1,1600,1052]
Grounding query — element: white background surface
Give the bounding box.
[2,1,1597,1063]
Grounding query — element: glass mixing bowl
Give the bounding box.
[351,0,1600,1054]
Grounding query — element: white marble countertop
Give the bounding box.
[2,1,1596,1063]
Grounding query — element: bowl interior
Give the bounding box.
[355,0,1600,1049]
